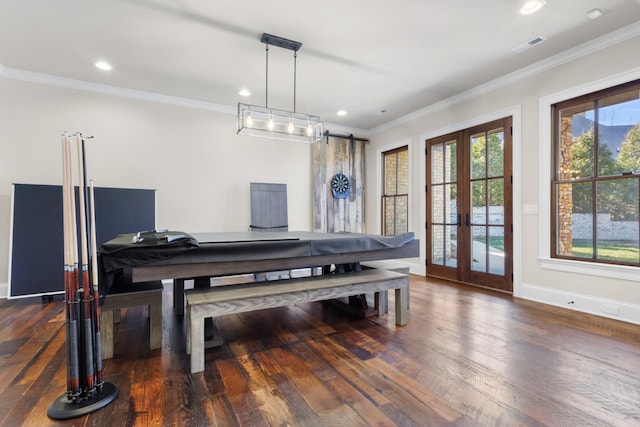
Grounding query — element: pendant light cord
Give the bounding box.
[293,51,297,113]
[265,44,269,108]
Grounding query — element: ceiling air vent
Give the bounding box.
[512,35,546,53]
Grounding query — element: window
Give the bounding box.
[382,146,409,235]
[552,79,640,266]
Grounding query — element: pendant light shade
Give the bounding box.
[237,104,323,143]
[237,33,323,143]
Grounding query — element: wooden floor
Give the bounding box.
[1,275,639,427]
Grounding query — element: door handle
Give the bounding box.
[465,213,470,226]
[457,214,461,227]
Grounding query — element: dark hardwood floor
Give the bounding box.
[0,275,638,426]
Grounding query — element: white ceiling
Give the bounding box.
[2,0,640,131]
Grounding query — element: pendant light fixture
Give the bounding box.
[237,33,323,143]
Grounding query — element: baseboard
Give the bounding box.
[389,260,425,276]
[521,283,640,325]
[408,263,426,276]
[0,283,7,299]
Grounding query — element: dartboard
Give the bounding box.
[331,173,350,199]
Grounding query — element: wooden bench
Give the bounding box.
[361,260,411,314]
[185,268,409,373]
[100,280,163,359]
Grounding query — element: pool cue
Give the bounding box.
[61,133,72,394]
[89,179,104,386]
[63,132,81,397]
[75,133,95,392]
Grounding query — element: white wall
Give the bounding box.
[366,33,640,324]
[0,78,314,294]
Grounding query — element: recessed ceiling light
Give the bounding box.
[94,60,112,71]
[586,8,603,19]
[520,0,545,15]
[337,110,347,116]
[239,89,251,97]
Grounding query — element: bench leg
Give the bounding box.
[375,291,389,315]
[395,284,408,326]
[189,311,205,373]
[174,279,185,315]
[101,310,115,359]
[149,303,162,350]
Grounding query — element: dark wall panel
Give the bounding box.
[9,184,155,298]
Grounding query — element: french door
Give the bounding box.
[426,117,513,292]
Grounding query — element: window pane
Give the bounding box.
[471,133,486,179]
[488,128,504,177]
[600,94,640,176]
[384,153,397,195]
[383,197,395,235]
[431,143,444,184]
[395,195,408,235]
[596,179,639,263]
[397,148,409,194]
[556,182,593,258]
[558,102,595,179]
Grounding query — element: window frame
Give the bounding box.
[381,145,409,236]
[539,71,640,281]
[551,79,640,267]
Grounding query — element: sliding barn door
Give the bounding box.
[312,136,365,233]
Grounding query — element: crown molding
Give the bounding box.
[0,66,235,114]
[0,64,369,136]
[370,20,640,135]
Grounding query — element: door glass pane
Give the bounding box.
[431,185,444,223]
[471,132,486,179]
[432,225,445,265]
[445,224,457,267]
[447,183,457,224]
[596,179,639,263]
[488,226,505,275]
[471,180,486,225]
[488,178,504,225]
[431,143,444,184]
[488,128,504,177]
[445,141,457,183]
[471,226,486,272]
